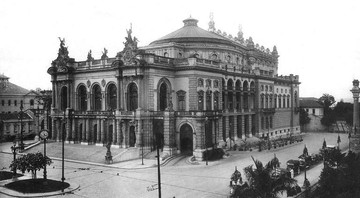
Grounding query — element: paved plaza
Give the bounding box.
[0,132,349,198]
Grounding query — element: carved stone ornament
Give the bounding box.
[87,80,91,88]
[101,79,106,87]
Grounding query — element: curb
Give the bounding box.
[0,178,80,198]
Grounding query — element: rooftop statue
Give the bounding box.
[87,50,94,61]
[101,48,108,59]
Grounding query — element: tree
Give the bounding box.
[318,94,336,113]
[231,156,296,198]
[315,151,360,198]
[300,108,311,130]
[9,152,52,179]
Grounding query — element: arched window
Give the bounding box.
[78,85,87,111]
[278,95,281,108]
[211,53,217,60]
[198,91,204,110]
[128,83,138,111]
[159,83,167,111]
[283,95,286,109]
[194,53,199,58]
[261,95,264,109]
[227,79,234,110]
[93,84,102,111]
[214,91,219,110]
[177,90,186,111]
[274,95,277,108]
[287,95,290,108]
[107,84,117,110]
[60,86,67,111]
[206,91,212,110]
[198,78,204,87]
[163,52,168,57]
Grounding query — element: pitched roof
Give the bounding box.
[299,100,323,108]
[0,81,29,95]
[0,74,9,79]
[0,112,32,121]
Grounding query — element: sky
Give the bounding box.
[1,0,360,102]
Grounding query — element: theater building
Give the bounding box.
[47,17,300,159]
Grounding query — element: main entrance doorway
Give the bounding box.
[180,124,193,155]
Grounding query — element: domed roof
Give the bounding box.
[150,17,232,45]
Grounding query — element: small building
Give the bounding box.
[0,74,48,142]
[299,98,325,132]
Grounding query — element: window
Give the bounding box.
[206,91,212,110]
[206,79,212,88]
[159,83,168,111]
[163,52,168,57]
[61,86,67,111]
[214,80,219,88]
[14,100,17,106]
[78,85,87,111]
[312,109,315,114]
[213,91,219,110]
[93,84,102,111]
[107,84,117,110]
[8,100,11,106]
[274,95,277,108]
[128,83,138,111]
[30,99,34,106]
[287,96,290,108]
[177,90,186,111]
[198,91,204,110]
[198,78,204,87]
[211,53,217,60]
[1,100,4,106]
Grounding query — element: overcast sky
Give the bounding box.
[1,0,359,102]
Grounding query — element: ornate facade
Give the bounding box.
[47,17,300,160]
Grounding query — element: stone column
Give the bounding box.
[122,121,127,148]
[241,115,246,139]
[99,119,104,145]
[112,119,116,145]
[248,115,253,138]
[352,80,360,132]
[86,119,90,144]
[71,118,75,143]
[163,111,176,156]
[233,116,238,141]
[51,118,56,141]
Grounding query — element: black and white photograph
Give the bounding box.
[1,0,360,197]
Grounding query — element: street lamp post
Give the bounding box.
[302,144,310,189]
[36,106,40,137]
[61,110,66,192]
[19,103,24,150]
[11,142,20,178]
[39,129,49,180]
[205,117,208,166]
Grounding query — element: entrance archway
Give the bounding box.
[180,124,193,155]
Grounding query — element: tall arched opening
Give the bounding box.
[180,123,193,155]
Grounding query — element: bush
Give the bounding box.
[203,148,225,161]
